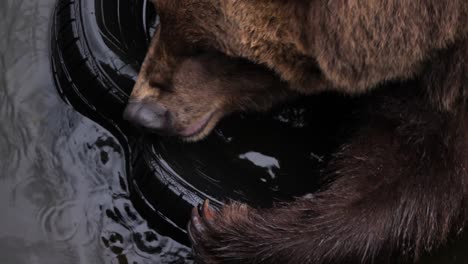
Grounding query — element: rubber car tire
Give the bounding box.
[51,0,208,244]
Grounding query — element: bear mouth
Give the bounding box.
[179,112,215,140]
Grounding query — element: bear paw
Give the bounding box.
[187,200,253,263]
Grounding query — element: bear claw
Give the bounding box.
[188,199,216,245]
[200,200,216,221]
[188,207,202,245]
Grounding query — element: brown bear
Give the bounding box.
[123,0,468,263]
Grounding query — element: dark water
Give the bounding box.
[0,1,191,263]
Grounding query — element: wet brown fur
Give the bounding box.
[127,0,468,263]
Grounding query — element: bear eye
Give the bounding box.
[149,78,172,92]
[191,46,209,56]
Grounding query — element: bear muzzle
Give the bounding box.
[123,100,172,134]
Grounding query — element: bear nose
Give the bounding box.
[123,101,170,132]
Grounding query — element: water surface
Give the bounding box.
[0,1,191,263]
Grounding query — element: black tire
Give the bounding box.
[51,0,150,123]
[51,0,198,243]
[51,0,356,246]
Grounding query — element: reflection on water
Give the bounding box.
[239,151,280,180]
[0,0,191,263]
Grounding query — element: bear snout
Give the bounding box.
[123,100,172,134]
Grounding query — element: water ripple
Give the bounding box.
[0,1,192,262]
